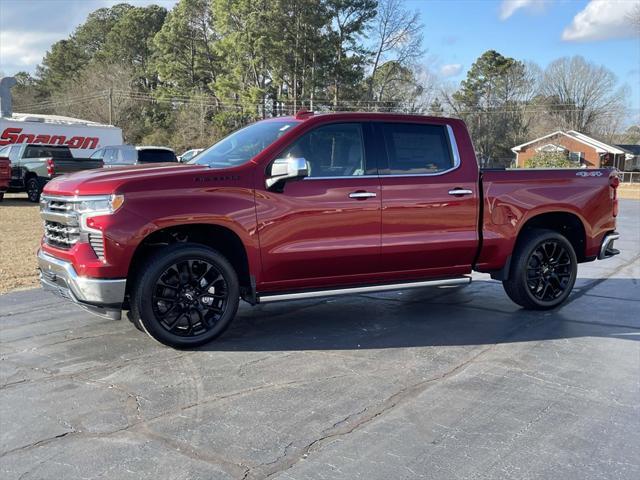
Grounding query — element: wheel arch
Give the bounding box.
[126,223,254,304]
[516,211,587,262]
[491,210,587,281]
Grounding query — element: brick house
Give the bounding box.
[512,131,628,169]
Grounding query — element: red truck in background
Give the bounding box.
[37,112,621,348]
[0,154,10,201]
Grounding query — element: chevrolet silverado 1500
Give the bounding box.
[37,112,620,348]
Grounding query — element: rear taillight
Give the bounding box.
[46,158,55,177]
[610,174,619,217]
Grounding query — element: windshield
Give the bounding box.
[191,120,300,168]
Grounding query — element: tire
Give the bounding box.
[502,229,577,310]
[126,310,144,332]
[0,192,4,202]
[130,243,239,348]
[26,177,42,203]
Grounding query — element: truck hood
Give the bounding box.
[44,163,211,196]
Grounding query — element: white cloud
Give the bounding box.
[562,0,640,42]
[499,0,538,20]
[440,64,463,77]
[0,31,62,70]
[0,0,179,73]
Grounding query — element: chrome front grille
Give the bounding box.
[47,199,73,212]
[44,221,80,248]
[41,196,80,250]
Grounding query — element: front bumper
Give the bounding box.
[38,250,126,320]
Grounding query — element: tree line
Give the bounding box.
[8,0,637,164]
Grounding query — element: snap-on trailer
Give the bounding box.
[0,113,122,157]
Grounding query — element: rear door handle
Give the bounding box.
[349,191,377,199]
[448,189,473,196]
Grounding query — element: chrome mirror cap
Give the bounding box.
[266,157,309,189]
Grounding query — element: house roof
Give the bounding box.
[566,131,626,155]
[512,130,626,155]
[616,144,640,155]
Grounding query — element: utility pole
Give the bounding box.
[108,88,113,125]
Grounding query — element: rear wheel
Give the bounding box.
[502,229,577,310]
[26,177,41,203]
[130,243,239,348]
[0,192,4,202]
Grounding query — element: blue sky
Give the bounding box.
[1,0,639,120]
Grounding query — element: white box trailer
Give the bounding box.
[0,113,122,157]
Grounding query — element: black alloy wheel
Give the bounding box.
[525,240,573,302]
[131,243,240,348]
[151,258,229,337]
[26,178,41,203]
[502,229,577,310]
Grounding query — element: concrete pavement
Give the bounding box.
[1,200,638,480]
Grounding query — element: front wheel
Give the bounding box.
[26,177,42,203]
[130,243,240,348]
[502,229,577,310]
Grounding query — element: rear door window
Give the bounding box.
[138,149,177,163]
[24,146,73,159]
[381,123,454,175]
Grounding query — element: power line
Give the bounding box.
[16,89,639,118]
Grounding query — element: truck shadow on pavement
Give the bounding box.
[195,278,639,352]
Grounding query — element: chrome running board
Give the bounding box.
[257,276,471,303]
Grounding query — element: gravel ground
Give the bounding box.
[0,194,41,294]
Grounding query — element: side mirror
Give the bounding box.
[266,157,309,189]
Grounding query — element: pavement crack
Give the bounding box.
[0,430,76,458]
[250,345,495,480]
[135,428,252,479]
[249,313,556,480]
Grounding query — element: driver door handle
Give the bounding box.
[448,188,473,196]
[349,191,377,199]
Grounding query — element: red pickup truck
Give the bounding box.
[37,112,620,348]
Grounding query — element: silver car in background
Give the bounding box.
[178,148,204,163]
[91,145,178,167]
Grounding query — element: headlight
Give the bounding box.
[73,194,124,214]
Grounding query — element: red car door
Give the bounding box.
[376,120,479,278]
[254,122,382,291]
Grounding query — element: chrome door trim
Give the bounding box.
[257,276,471,303]
[303,175,379,180]
[298,123,464,179]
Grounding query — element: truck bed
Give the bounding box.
[476,168,617,273]
[50,157,103,176]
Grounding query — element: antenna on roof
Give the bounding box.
[295,109,314,120]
